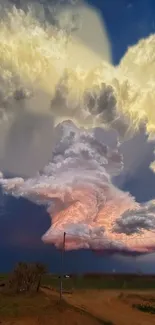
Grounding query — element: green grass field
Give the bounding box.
[41,274,155,291]
[1,273,155,291]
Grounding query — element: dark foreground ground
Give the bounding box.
[1,287,155,325]
[1,273,155,325]
[0,291,112,325]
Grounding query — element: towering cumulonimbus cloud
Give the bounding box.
[1,1,155,253]
[1,121,155,253]
[0,2,155,141]
[0,1,155,173]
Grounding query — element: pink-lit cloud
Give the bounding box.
[1,121,155,254]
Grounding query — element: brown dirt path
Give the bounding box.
[41,288,155,325]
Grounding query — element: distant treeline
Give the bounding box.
[81,273,155,279]
[47,273,155,279]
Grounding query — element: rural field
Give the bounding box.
[1,272,155,324]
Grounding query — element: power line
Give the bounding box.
[59,232,66,302]
[57,230,155,300]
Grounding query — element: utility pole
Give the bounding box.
[59,232,66,302]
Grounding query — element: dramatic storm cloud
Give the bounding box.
[1,121,155,254]
[0,1,155,254]
[0,1,154,175]
[114,201,155,235]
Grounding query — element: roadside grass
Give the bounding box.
[133,303,155,314]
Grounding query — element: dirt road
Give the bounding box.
[42,288,155,325]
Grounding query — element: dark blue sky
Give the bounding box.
[1,0,155,274]
[88,0,155,64]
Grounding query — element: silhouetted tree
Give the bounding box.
[7,262,47,293]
